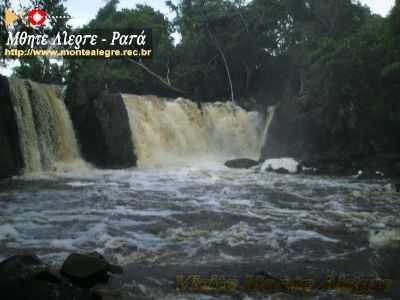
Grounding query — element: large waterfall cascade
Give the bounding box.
[122,95,274,167]
[7,80,275,172]
[8,79,87,174]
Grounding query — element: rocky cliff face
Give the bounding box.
[260,95,400,177]
[261,96,327,160]
[65,82,137,169]
[0,76,22,179]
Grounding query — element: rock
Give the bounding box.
[260,97,326,160]
[0,76,23,179]
[224,158,258,169]
[261,158,300,174]
[0,255,101,300]
[65,82,136,169]
[274,167,290,174]
[61,252,122,288]
[259,94,390,168]
[0,255,59,283]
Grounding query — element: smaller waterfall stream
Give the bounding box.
[8,79,87,174]
[259,106,276,153]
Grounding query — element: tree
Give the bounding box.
[13,57,66,83]
[66,0,177,96]
[2,0,70,83]
[390,0,400,35]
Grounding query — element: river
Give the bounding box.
[1,163,399,299]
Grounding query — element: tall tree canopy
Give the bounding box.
[66,0,176,95]
[3,0,399,153]
[2,0,70,82]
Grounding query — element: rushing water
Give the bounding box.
[8,79,87,174]
[2,85,400,299]
[122,95,265,167]
[0,164,399,299]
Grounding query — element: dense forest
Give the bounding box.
[1,0,400,159]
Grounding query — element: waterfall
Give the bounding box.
[122,95,266,167]
[8,79,87,174]
[259,106,276,153]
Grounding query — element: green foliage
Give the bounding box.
[4,0,70,83]
[13,57,66,84]
[382,61,400,78]
[67,0,175,95]
[4,0,400,153]
[303,12,400,153]
[390,0,400,35]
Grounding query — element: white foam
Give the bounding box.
[369,228,400,248]
[49,239,77,251]
[261,158,299,173]
[66,181,95,187]
[287,229,339,244]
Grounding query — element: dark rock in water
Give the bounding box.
[0,255,101,300]
[0,76,23,179]
[65,82,136,169]
[224,158,258,169]
[0,255,59,283]
[274,167,290,174]
[61,252,122,288]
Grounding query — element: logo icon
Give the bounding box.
[4,8,18,27]
[28,9,47,26]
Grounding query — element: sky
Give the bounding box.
[0,0,396,76]
[66,0,175,28]
[65,0,395,28]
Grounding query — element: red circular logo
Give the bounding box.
[28,9,47,26]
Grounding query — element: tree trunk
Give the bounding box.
[199,1,235,103]
[206,28,235,103]
[125,58,185,95]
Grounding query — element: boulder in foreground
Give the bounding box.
[0,255,59,283]
[0,255,101,300]
[61,252,122,288]
[224,158,259,169]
